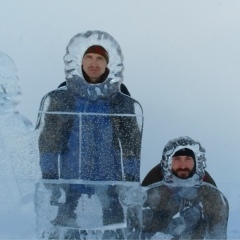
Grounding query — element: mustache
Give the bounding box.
[172,168,196,179]
[175,168,191,173]
[172,168,192,178]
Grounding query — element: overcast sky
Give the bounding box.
[1,0,240,188]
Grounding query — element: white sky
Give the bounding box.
[1,0,240,188]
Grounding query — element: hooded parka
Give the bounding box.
[141,136,229,240]
[36,30,143,183]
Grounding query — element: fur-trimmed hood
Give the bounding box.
[63,30,124,100]
[160,136,207,186]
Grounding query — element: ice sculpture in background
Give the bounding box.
[0,51,40,238]
[35,30,143,239]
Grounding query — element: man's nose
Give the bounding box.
[90,59,98,66]
[179,161,187,168]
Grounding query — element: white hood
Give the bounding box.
[161,136,207,186]
[63,30,124,100]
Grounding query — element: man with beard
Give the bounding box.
[142,150,216,187]
[140,136,229,240]
[171,148,196,179]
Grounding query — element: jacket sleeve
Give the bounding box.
[111,95,143,182]
[113,115,142,182]
[36,93,67,179]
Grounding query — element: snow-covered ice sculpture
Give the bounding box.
[0,51,40,238]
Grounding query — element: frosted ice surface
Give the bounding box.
[0,51,40,239]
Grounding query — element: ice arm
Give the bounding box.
[205,211,228,239]
[203,189,229,239]
[119,186,147,207]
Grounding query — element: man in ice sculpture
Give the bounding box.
[36,31,143,235]
[141,136,228,240]
[142,150,216,187]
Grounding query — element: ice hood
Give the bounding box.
[63,30,124,100]
[160,136,207,186]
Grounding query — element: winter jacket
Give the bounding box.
[36,31,143,183]
[141,136,229,239]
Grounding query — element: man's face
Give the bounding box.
[82,53,107,83]
[171,155,195,179]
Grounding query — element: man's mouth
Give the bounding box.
[176,169,190,176]
[89,67,99,72]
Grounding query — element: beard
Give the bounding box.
[172,168,195,179]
